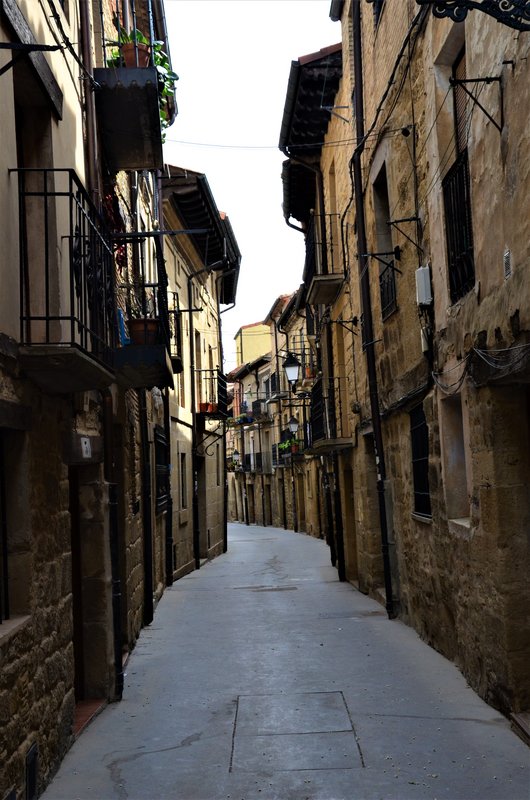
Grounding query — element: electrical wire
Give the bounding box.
[45,0,99,89]
[164,126,415,152]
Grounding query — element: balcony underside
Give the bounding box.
[307,274,343,306]
[94,67,163,173]
[114,344,174,390]
[19,345,115,394]
[305,437,353,455]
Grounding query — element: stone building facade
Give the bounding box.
[0,2,239,797]
[278,0,530,724]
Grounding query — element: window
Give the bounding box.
[443,49,475,303]
[154,426,169,514]
[180,452,188,509]
[373,164,397,320]
[410,405,432,517]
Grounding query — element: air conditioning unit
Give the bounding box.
[416,264,432,306]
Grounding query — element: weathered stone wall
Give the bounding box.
[332,1,530,715]
[0,388,75,799]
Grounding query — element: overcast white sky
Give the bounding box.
[163,0,339,371]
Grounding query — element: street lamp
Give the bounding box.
[283,353,301,388]
[287,416,299,436]
[233,449,240,465]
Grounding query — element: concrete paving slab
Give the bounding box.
[42,524,530,800]
[231,730,362,772]
[235,691,352,735]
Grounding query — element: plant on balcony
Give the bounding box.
[278,438,301,454]
[107,28,151,68]
[126,285,159,345]
[106,29,178,141]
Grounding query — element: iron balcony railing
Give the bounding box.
[303,212,341,284]
[15,168,117,364]
[242,451,273,474]
[270,371,287,398]
[252,399,270,420]
[196,369,228,416]
[310,376,350,443]
[443,149,475,303]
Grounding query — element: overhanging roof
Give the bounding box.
[161,167,241,304]
[279,44,342,156]
[228,354,271,381]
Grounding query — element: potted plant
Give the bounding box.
[278,438,302,456]
[107,28,151,68]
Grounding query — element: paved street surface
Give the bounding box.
[43,523,529,800]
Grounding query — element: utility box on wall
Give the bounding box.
[416,264,432,306]
[62,433,104,465]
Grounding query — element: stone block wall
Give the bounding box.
[0,390,75,799]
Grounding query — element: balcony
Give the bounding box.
[304,213,343,306]
[15,169,116,393]
[308,377,353,454]
[113,234,174,390]
[269,371,288,401]
[241,451,273,474]
[196,370,229,419]
[252,399,270,421]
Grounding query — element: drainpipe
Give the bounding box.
[79,0,100,203]
[352,2,394,617]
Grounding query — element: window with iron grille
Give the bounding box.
[443,49,475,303]
[373,164,397,320]
[410,405,432,517]
[154,425,169,514]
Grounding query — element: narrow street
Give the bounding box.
[43,524,529,800]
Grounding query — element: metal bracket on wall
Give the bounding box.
[0,42,60,77]
[388,217,423,255]
[449,76,503,133]
[362,246,403,274]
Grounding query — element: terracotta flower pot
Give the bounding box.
[122,42,150,68]
[128,318,159,345]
